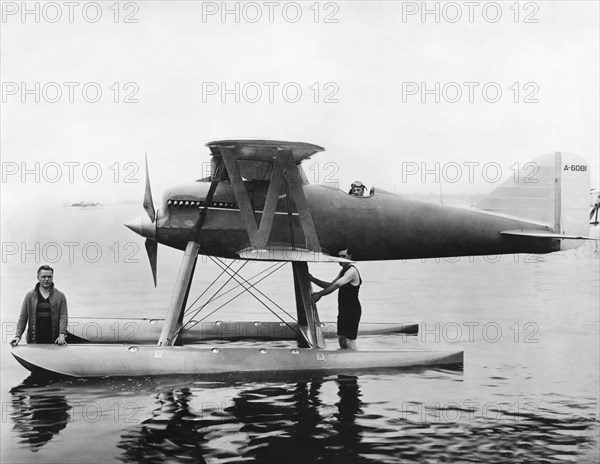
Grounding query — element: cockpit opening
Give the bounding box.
[348,180,374,197]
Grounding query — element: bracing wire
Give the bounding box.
[179,260,248,329]
[184,261,283,316]
[175,258,299,340]
[182,261,233,316]
[178,262,292,336]
[210,256,297,321]
[183,260,247,318]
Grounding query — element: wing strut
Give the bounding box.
[158,241,200,346]
[158,160,224,346]
[219,146,321,252]
[284,173,296,249]
[216,144,325,347]
[292,262,325,348]
[277,150,321,252]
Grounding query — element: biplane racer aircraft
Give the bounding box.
[11,140,595,378]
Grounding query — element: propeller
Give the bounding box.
[142,154,158,286]
[145,238,158,286]
[143,153,156,223]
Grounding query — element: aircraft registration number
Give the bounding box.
[564,164,587,172]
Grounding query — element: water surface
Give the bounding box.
[1,206,598,463]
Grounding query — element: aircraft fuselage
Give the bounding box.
[145,181,555,261]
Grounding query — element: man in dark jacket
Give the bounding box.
[10,265,68,346]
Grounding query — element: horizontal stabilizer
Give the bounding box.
[237,247,352,263]
[501,229,598,240]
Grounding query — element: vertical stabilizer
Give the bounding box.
[559,153,592,249]
[476,152,591,250]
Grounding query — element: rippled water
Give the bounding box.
[1,206,598,463]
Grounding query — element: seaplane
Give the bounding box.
[10,140,595,378]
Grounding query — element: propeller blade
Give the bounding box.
[143,153,156,223]
[145,238,158,286]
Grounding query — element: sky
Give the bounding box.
[1,0,599,215]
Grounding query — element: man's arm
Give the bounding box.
[58,293,68,335]
[55,293,68,345]
[308,274,332,289]
[312,268,357,303]
[12,296,29,346]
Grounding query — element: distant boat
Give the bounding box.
[64,202,102,208]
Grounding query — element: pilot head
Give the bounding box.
[349,181,366,197]
[338,249,352,267]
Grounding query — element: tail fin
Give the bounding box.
[476,152,592,249]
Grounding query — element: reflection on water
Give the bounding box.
[116,376,364,463]
[4,371,599,463]
[9,376,71,451]
[228,376,364,463]
[331,376,363,461]
[391,402,599,463]
[118,387,212,464]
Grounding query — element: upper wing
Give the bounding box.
[206,140,324,256]
[206,139,325,162]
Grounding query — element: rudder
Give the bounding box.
[476,152,591,249]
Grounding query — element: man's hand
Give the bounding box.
[10,337,20,347]
[312,291,322,303]
[55,333,67,346]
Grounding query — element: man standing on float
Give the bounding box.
[310,249,362,349]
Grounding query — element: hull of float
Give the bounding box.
[11,344,462,378]
[67,318,418,343]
